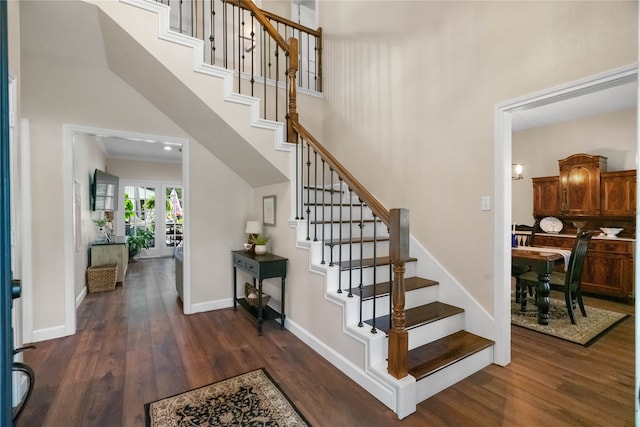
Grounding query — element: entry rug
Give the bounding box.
[511,296,629,346]
[145,368,310,426]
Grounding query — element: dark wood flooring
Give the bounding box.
[17,257,635,426]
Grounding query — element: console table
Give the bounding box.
[232,250,288,335]
[90,237,128,285]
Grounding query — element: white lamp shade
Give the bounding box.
[245,221,262,234]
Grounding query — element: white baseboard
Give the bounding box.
[285,318,396,411]
[31,325,68,343]
[76,286,87,308]
[189,298,233,314]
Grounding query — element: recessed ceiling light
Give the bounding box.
[164,146,172,151]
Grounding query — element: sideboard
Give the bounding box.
[535,233,634,301]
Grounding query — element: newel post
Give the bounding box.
[388,208,409,379]
[287,37,299,143]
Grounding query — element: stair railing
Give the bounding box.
[156,0,322,125]
[230,0,411,381]
[293,123,411,379]
[154,0,410,380]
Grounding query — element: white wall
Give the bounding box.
[512,107,637,225]
[318,1,637,311]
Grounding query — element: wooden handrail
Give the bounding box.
[231,0,321,37]
[293,121,390,226]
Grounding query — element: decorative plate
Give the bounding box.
[540,216,563,233]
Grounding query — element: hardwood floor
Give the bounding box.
[17,257,635,426]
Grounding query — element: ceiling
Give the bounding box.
[511,76,637,132]
[96,134,183,164]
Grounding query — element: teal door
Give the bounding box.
[0,1,15,425]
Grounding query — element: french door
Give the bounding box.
[122,182,183,258]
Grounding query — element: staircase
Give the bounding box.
[298,184,494,418]
[95,0,495,419]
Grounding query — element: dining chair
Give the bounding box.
[519,229,598,324]
[512,222,538,303]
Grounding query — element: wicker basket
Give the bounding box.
[244,282,271,308]
[87,264,117,293]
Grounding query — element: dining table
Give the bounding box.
[511,247,569,325]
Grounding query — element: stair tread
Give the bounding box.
[324,237,390,246]
[303,186,343,194]
[364,301,463,333]
[407,330,494,381]
[310,218,383,225]
[337,256,417,270]
[355,276,438,300]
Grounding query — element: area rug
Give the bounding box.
[145,368,310,426]
[511,296,629,346]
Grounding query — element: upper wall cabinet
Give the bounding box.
[532,176,559,216]
[601,170,637,217]
[558,153,607,216]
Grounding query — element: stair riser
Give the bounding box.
[413,347,493,402]
[338,263,417,289]
[303,191,344,205]
[305,204,376,222]
[407,313,465,351]
[310,221,388,239]
[358,285,439,321]
[322,241,390,264]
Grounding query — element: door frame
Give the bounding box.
[62,124,190,337]
[493,64,638,366]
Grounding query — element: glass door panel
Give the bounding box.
[124,185,158,257]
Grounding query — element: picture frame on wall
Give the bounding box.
[263,195,276,226]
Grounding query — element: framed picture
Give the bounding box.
[263,195,276,226]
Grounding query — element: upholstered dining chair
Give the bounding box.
[512,223,538,303]
[519,229,598,324]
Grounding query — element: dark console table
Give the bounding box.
[232,250,288,335]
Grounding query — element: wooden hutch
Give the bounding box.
[531,153,635,301]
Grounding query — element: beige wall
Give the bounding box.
[20,51,254,336]
[318,1,637,311]
[73,133,108,297]
[512,107,637,225]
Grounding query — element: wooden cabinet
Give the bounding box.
[532,176,559,216]
[601,170,636,217]
[90,238,129,285]
[535,234,634,301]
[558,153,607,216]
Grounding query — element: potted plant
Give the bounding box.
[127,228,154,260]
[249,233,271,255]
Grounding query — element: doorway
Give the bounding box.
[493,64,638,366]
[121,182,183,258]
[59,125,189,339]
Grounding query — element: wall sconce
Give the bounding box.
[512,164,524,180]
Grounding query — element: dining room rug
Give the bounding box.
[145,368,310,426]
[511,296,629,346]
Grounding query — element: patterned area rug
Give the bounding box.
[145,368,310,426]
[511,296,629,346]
